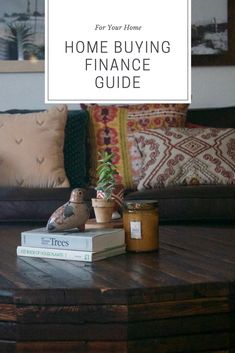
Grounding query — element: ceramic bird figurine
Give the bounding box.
[46,188,90,232]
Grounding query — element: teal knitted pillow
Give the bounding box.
[64,110,89,188]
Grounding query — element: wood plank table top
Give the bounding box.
[0,223,235,353]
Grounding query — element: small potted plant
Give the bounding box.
[92,151,118,223]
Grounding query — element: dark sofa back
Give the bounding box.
[187,106,235,128]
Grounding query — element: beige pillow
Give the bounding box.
[0,105,70,188]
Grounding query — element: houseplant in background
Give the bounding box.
[92,151,118,223]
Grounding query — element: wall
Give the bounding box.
[0,66,234,110]
[191,66,235,108]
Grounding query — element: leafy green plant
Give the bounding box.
[96,151,118,200]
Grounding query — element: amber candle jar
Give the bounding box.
[123,200,159,252]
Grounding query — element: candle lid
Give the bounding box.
[124,200,158,210]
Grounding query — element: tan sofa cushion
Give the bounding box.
[0,105,69,188]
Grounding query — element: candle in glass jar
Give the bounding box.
[123,200,159,252]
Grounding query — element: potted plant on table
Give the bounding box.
[92,151,118,223]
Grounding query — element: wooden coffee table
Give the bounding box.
[0,223,235,353]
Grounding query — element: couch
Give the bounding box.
[0,105,235,223]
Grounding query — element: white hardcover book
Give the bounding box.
[21,227,125,252]
[17,245,126,262]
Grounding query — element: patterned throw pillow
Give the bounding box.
[126,104,188,185]
[88,105,131,186]
[88,104,188,189]
[127,104,188,130]
[135,128,235,190]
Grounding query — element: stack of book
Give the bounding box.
[17,228,126,262]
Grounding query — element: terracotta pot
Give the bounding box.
[92,198,115,223]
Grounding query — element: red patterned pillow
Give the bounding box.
[88,105,131,187]
[126,104,188,186]
[135,128,235,190]
[88,104,188,189]
[127,104,188,131]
